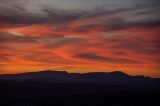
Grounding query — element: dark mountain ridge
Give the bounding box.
[0,70,158,85]
[0,70,160,106]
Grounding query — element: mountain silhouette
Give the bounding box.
[0,70,159,85]
[0,70,160,106]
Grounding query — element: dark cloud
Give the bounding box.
[111,39,160,55]
[75,53,141,64]
[0,32,37,43]
[42,7,85,24]
[22,51,62,63]
[0,0,159,28]
[0,56,9,62]
[112,51,126,55]
[0,3,85,24]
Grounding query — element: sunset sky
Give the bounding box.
[0,0,160,77]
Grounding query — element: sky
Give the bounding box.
[0,0,160,77]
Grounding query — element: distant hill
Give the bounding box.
[0,70,159,85]
[0,70,160,106]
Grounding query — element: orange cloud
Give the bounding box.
[0,3,160,77]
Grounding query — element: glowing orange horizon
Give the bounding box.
[0,0,160,78]
[0,22,159,78]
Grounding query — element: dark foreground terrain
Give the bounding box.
[0,80,160,106]
[0,71,160,106]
